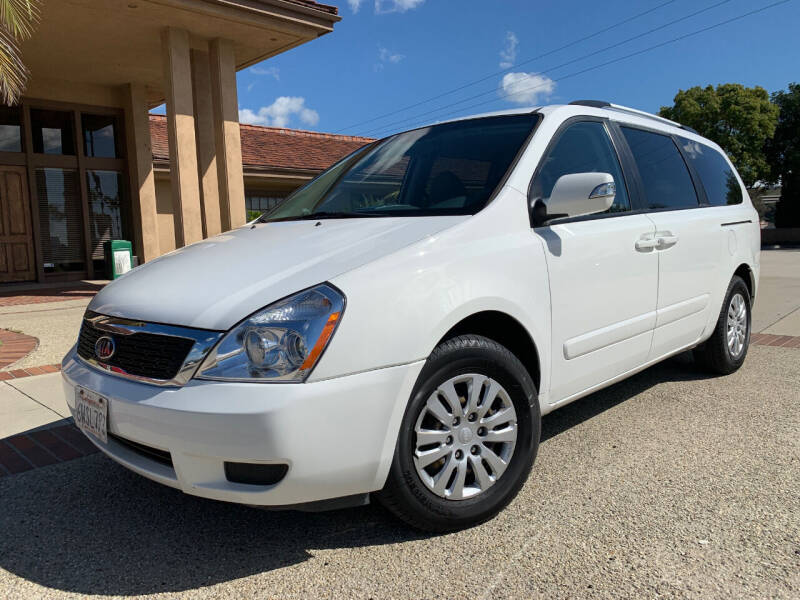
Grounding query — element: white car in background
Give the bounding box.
[62,101,759,531]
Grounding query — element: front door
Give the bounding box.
[0,166,35,283]
[532,120,659,405]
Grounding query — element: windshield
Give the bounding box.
[261,114,538,222]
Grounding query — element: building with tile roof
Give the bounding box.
[0,0,345,283]
[148,114,373,251]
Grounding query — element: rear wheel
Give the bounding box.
[376,334,539,532]
[694,275,751,374]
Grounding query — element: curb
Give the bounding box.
[0,363,61,380]
[0,421,99,477]
[751,333,800,348]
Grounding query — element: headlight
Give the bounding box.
[195,284,344,382]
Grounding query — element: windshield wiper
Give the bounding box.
[264,211,392,223]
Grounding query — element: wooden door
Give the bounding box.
[0,166,36,283]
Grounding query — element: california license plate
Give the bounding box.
[74,387,108,444]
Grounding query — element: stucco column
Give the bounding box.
[162,27,203,247]
[209,38,245,231]
[123,83,160,263]
[191,49,222,238]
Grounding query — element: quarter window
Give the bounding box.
[621,127,698,210]
[678,138,743,206]
[531,120,630,214]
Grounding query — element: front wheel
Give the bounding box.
[376,334,540,532]
[694,275,752,375]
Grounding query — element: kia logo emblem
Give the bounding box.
[94,336,116,361]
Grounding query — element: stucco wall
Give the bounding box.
[154,175,177,254]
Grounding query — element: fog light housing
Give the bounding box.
[224,461,289,486]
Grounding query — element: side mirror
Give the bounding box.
[533,172,616,225]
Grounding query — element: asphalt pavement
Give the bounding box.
[1,344,797,599]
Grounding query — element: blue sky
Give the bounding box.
[232,0,798,138]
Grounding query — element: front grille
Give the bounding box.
[108,432,173,468]
[77,320,195,381]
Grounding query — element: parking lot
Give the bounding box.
[1,251,799,599]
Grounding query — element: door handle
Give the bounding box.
[635,233,658,251]
[656,232,679,248]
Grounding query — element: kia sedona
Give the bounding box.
[63,100,759,532]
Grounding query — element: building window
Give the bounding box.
[30,109,76,155]
[36,168,84,273]
[245,193,287,221]
[83,114,119,158]
[87,170,124,266]
[0,106,22,152]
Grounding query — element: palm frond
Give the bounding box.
[0,24,28,104]
[0,0,40,104]
[0,0,40,40]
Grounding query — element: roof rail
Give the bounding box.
[569,99,610,109]
[568,100,698,135]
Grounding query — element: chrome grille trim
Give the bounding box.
[76,311,224,387]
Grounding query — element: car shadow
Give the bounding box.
[0,351,714,596]
[541,350,713,443]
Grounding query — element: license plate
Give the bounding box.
[74,387,108,444]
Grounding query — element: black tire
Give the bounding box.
[694,275,752,375]
[376,334,540,532]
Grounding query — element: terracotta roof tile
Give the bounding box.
[149,114,373,173]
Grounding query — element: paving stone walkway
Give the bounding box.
[0,330,38,369]
[0,283,102,307]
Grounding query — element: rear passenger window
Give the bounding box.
[679,138,743,206]
[621,127,698,210]
[532,121,630,213]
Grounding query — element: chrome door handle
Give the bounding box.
[656,233,679,248]
[635,233,658,251]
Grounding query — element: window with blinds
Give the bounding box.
[86,170,124,259]
[36,168,84,273]
[245,193,287,221]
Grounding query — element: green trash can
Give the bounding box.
[103,240,133,279]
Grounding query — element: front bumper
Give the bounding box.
[61,346,424,506]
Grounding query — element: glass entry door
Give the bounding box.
[35,168,84,274]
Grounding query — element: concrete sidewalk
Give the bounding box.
[0,373,70,438]
[0,299,89,369]
[753,248,800,333]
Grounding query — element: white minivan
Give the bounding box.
[62,101,760,531]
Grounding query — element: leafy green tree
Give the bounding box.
[766,83,800,228]
[659,84,779,187]
[0,0,40,105]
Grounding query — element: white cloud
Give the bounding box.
[379,46,404,64]
[348,0,363,13]
[239,97,320,128]
[499,31,518,69]
[250,66,280,81]
[375,0,425,14]
[375,45,405,71]
[500,72,555,105]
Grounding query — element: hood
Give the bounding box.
[89,216,467,330]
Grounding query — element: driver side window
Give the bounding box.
[532,120,630,214]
